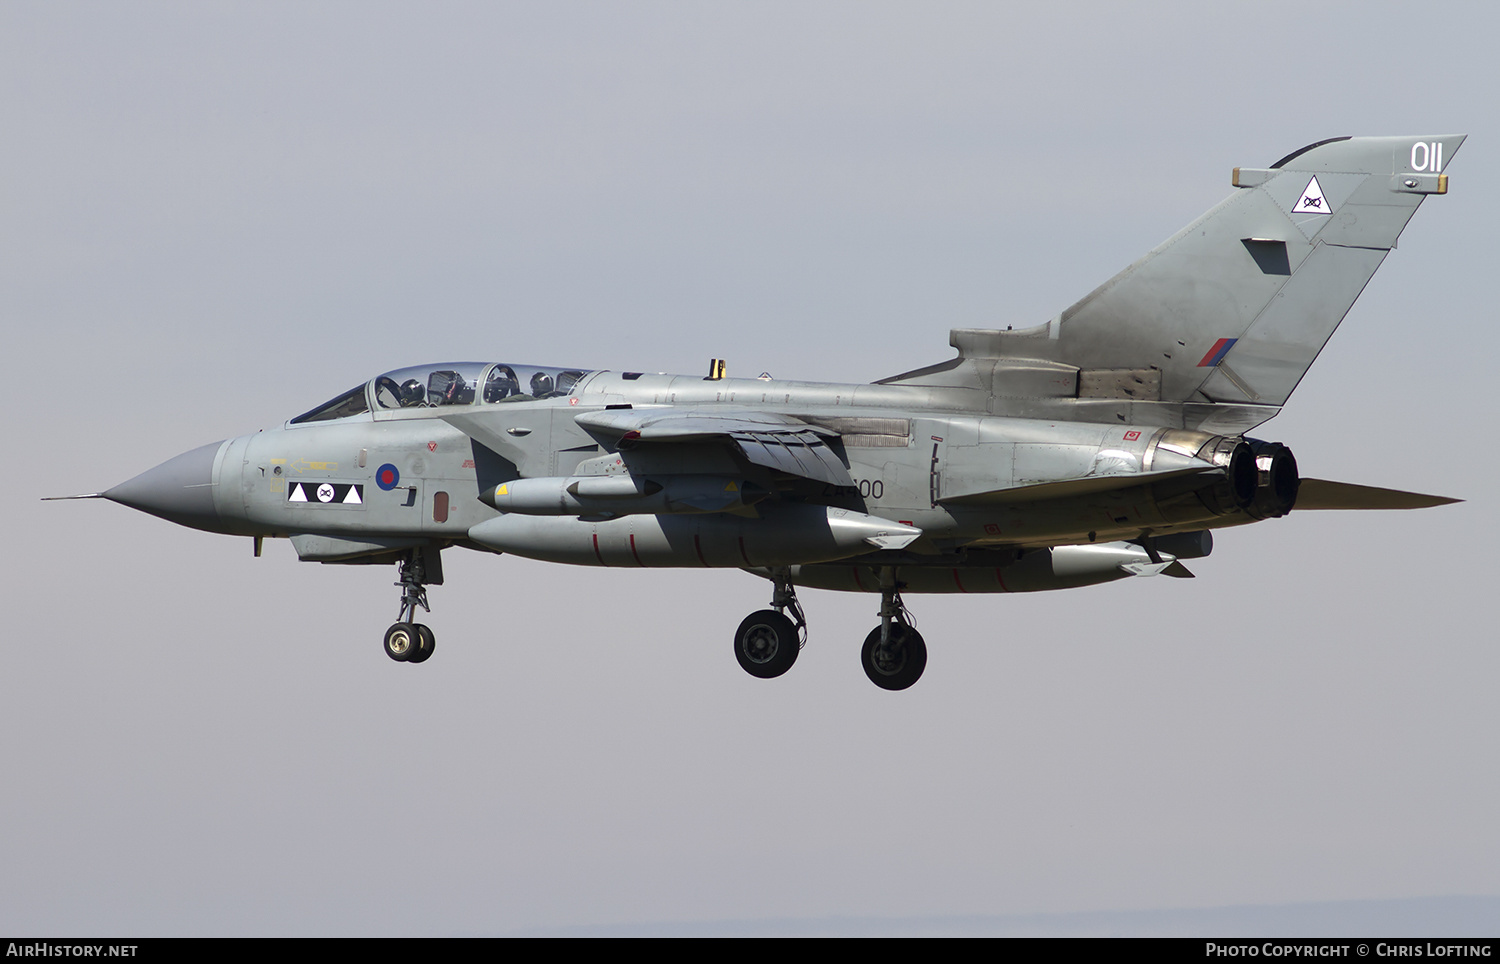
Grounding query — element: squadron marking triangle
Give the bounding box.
[1291,175,1331,214]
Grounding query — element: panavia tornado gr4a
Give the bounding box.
[68,135,1465,690]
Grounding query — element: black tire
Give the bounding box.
[734,610,800,679]
[384,622,419,662]
[407,624,436,664]
[861,625,927,690]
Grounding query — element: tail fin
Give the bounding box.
[1052,135,1464,409]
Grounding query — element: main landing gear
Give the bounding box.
[733,568,807,679]
[861,574,926,691]
[731,566,928,690]
[384,548,441,664]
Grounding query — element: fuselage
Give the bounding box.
[110,362,1273,577]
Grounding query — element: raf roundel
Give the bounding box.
[376,463,401,491]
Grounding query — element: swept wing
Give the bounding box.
[574,408,854,487]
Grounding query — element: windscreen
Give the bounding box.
[290,384,370,424]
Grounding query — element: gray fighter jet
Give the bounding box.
[64,134,1465,689]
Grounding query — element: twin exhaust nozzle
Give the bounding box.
[1148,430,1299,519]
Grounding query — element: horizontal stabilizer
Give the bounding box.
[1295,479,1460,510]
[940,464,1218,506]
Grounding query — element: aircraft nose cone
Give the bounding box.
[105,440,227,530]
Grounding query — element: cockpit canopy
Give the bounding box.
[290,362,596,424]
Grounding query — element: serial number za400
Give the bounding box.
[820,479,885,499]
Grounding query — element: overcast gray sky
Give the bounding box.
[3,1,1497,936]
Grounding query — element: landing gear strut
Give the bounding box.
[384,547,441,664]
[733,567,807,679]
[861,568,926,690]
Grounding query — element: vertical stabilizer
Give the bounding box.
[1051,135,1464,408]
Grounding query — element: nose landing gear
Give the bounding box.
[384,548,441,664]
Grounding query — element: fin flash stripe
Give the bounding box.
[1197,338,1238,367]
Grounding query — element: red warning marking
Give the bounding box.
[592,532,606,566]
[952,569,968,593]
[427,441,437,452]
[1124,430,1140,441]
[629,533,644,567]
[995,568,1010,592]
[693,534,708,567]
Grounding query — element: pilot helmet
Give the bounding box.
[485,366,518,401]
